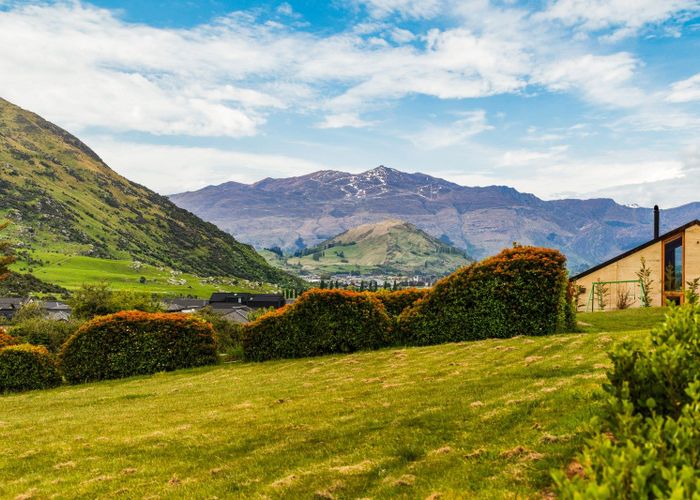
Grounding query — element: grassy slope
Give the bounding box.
[0,313,664,498]
[8,251,275,297]
[0,97,299,287]
[285,219,471,276]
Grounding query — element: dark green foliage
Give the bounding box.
[0,344,61,393]
[195,306,242,358]
[398,246,568,345]
[59,311,218,383]
[242,289,392,361]
[370,288,428,317]
[556,304,700,497]
[69,282,162,319]
[0,221,14,280]
[0,271,68,297]
[11,318,83,353]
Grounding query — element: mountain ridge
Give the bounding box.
[170,165,694,272]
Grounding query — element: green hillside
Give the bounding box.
[284,219,472,275]
[0,97,300,287]
[0,307,665,498]
[7,251,276,297]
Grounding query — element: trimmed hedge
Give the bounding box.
[0,329,19,348]
[370,288,429,317]
[398,246,568,345]
[59,311,218,383]
[242,289,392,361]
[0,344,61,393]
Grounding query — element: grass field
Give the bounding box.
[0,308,667,498]
[9,251,276,297]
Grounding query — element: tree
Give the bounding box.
[69,282,162,319]
[636,257,654,307]
[594,279,609,311]
[0,221,15,281]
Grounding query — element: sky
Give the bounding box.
[1,0,700,207]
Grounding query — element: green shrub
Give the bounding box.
[12,300,44,323]
[59,311,217,383]
[11,318,83,353]
[0,344,61,393]
[370,288,428,317]
[69,282,162,319]
[606,304,700,419]
[242,289,392,361]
[555,304,700,496]
[555,384,700,499]
[398,246,568,345]
[195,306,242,358]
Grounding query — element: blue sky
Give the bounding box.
[1,0,700,207]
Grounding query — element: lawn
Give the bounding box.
[0,316,660,499]
[9,251,276,297]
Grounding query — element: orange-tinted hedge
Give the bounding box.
[369,288,429,317]
[398,246,568,345]
[59,311,217,383]
[0,344,61,393]
[0,329,19,348]
[242,289,392,361]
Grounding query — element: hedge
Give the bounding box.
[59,311,217,383]
[369,288,429,317]
[242,289,392,361]
[0,344,62,393]
[398,246,568,345]
[0,329,19,348]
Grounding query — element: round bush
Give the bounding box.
[59,311,217,383]
[398,246,568,345]
[0,344,62,393]
[242,289,392,361]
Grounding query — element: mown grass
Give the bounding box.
[0,325,654,499]
[9,251,275,297]
[577,306,668,332]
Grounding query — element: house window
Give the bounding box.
[664,237,683,292]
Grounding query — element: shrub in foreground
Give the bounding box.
[398,246,568,345]
[11,318,83,353]
[60,311,217,383]
[242,289,391,361]
[0,344,61,393]
[606,304,700,419]
[555,304,700,497]
[370,288,428,317]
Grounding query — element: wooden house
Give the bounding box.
[571,206,700,311]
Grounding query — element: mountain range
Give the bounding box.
[0,97,298,286]
[171,166,700,272]
[268,218,471,276]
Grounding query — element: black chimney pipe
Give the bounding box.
[654,205,660,239]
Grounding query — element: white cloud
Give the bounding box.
[354,0,443,19]
[86,138,338,194]
[317,113,376,129]
[407,110,492,149]
[539,0,700,40]
[666,73,700,102]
